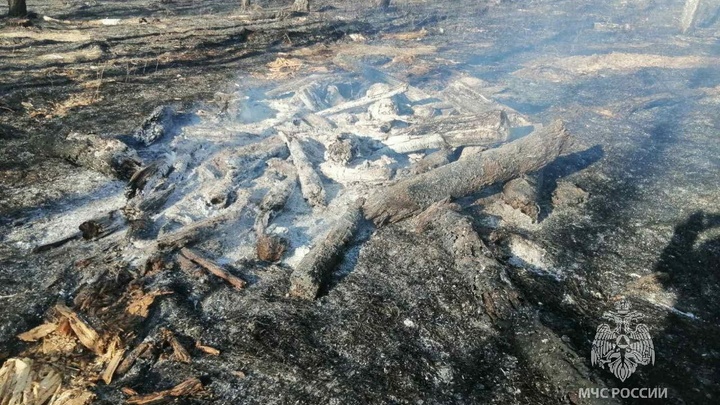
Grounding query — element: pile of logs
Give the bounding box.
[41,69,585,303]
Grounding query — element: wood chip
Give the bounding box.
[17,322,58,342]
[126,377,203,405]
[126,290,172,318]
[55,304,104,355]
[195,342,220,356]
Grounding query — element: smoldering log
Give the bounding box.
[382,111,511,154]
[179,248,247,290]
[364,120,576,225]
[317,85,407,116]
[289,198,365,300]
[280,132,326,207]
[49,132,141,180]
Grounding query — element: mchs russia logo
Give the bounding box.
[591,300,655,381]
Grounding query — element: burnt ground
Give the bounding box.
[1,0,720,404]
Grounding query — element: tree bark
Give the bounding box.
[364,120,576,225]
[8,0,27,17]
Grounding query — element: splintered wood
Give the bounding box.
[179,248,247,290]
[126,377,204,405]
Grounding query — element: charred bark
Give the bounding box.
[365,120,576,225]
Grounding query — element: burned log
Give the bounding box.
[291,0,310,12]
[317,85,407,116]
[289,198,365,300]
[131,105,175,146]
[126,377,203,405]
[179,248,247,290]
[156,204,245,251]
[382,111,510,154]
[441,76,531,127]
[409,148,456,175]
[501,176,540,222]
[280,132,326,207]
[50,132,141,180]
[365,120,576,225]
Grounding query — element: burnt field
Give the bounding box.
[1,0,719,404]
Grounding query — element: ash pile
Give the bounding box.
[1,69,602,404]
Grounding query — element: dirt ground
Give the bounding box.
[1,0,719,404]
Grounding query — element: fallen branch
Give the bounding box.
[364,120,576,225]
[289,198,365,300]
[280,132,326,207]
[180,248,247,290]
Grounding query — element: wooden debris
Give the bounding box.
[161,328,191,364]
[51,132,141,180]
[54,304,104,355]
[17,322,58,342]
[280,132,326,207]
[410,148,455,175]
[383,111,510,154]
[317,85,407,116]
[299,112,337,130]
[325,138,355,165]
[195,342,220,356]
[292,82,328,111]
[101,338,125,384]
[501,176,540,221]
[116,341,152,376]
[441,76,531,127]
[365,120,576,225]
[289,198,365,300]
[156,206,244,251]
[256,233,288,262]
[319,162,394,184]
[224,135,290,170]
[132,105,175,146]
[291,0,310,12]
[31,233,83,253]
[180,248,247,290]
[126,290,172,318]
[79,210,125,240]
[0,358,63,405]
[126,377,203,405]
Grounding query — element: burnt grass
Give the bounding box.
[2,0,720,404]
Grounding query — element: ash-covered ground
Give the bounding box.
[1,0,719,404]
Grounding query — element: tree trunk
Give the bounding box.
[7,0,27,17]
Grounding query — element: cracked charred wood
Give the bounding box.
[365,120,576,225]
[156,206,245,251]
[132,105,175,146]
[441,76,531,127]
[256,159,297,226]
[501,176,540,222]
[126,377,203,405]
[224,135,290,169]
[289,198,365,300]
[256,233,288,262]
[280,132,326,207]
[383,111,510,154]
[31,233,82,253]
[79,210,126,240]
[179,248,247,290]
[317,85,407,116]
[299,112,337,130]
[409,148,456,175]
[292,82,328,111]
[50,132,141,180]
